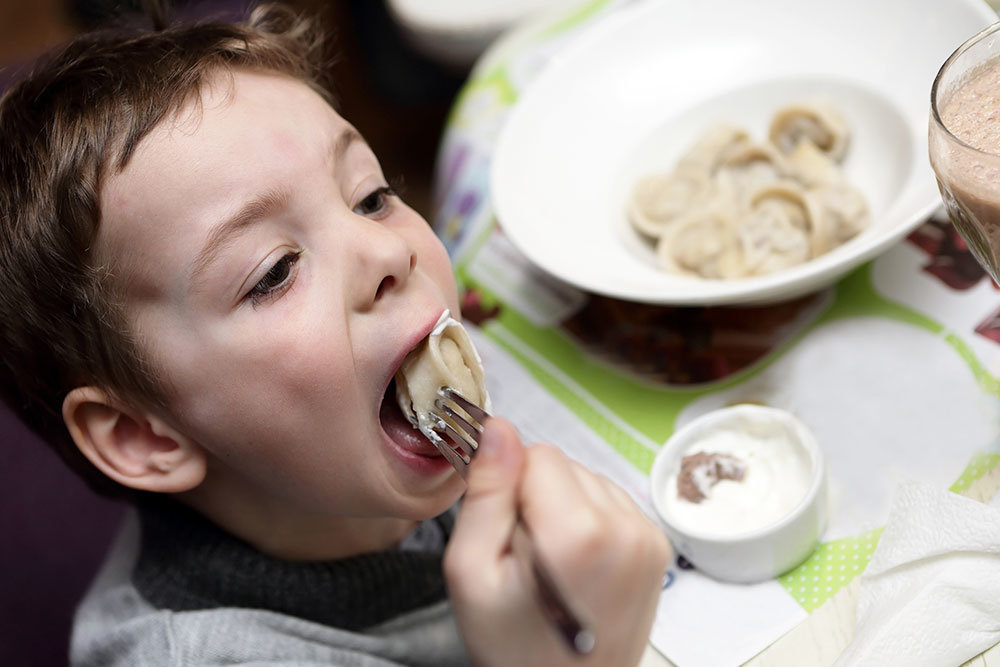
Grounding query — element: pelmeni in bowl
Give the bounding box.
[490,0,997,304]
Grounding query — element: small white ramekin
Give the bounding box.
[649,404,826,583]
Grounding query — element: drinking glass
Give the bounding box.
[930,21,1000,282]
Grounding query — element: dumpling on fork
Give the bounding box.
[395,313,591,651]
[394,310,491,438]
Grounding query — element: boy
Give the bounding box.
[0,5,670,666]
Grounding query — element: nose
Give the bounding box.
[351,222,416,310]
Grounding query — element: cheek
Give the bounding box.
[169,349,368,490]
[157,319,360,444]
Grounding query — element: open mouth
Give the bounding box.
[379,378,442,457]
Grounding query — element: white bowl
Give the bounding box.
[387,0,582,67]
[649,404,826,583]
[490,0,997,305]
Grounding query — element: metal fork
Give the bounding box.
[426,386,597,656]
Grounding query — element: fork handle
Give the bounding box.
[510,521,596,655]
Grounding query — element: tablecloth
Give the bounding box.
[432,1,1000,664]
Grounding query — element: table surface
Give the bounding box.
[433,1,1000,664]
[637,462,1000,666]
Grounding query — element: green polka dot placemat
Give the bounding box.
[778,528,883,612]
[780,452,1000,613]
[950,452,1000,493]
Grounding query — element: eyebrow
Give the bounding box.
[190,187,292,286]
[333,127,365,164]
[188,128,366,287]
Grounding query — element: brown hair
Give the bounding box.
[0,4,331,496]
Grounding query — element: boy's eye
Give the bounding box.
[353,186,396,217]
[247,250,302,305]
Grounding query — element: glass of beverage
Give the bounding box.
[930,21,1000,282]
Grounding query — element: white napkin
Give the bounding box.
[834,481,1000,666]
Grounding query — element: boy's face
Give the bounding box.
[99,70,464,521]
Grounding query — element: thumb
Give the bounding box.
[451,418,525,562]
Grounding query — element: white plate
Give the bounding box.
[490,0,997,305]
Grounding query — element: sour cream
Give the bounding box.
[661,416,814,538]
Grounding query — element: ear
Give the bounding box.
[62,386,206,493]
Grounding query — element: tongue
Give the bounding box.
[380,387,442,457]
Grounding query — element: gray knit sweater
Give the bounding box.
[70,499,470,666]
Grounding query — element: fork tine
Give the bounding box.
[424,425,471,477]
[436,398,482,439]
[439,387,490,424]
[437,397,482,434]
[439,417,479,458]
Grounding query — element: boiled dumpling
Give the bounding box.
[739,183,819,274]
[628,169,713,238]
[769,101,849,161]
[676,124,751,174]
[627,125,746,237]
[657,205,744,279]
[715,141,788,206]
[785,139,841,187]
[395,310,491,436]
[813,182,869,246]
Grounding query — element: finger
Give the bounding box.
[563,458,630,511]
[518,445,592,526]
[579,468,671,567]
[517,445,612,575]
[588,468,644,514]
[448,418,525,569]
[546,456,671,574]
[518,448,668,656]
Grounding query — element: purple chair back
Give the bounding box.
[0,404,125,667]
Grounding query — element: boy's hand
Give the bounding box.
[445,418,672,667]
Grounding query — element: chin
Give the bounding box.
[396,478,465,520]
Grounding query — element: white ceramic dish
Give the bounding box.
[387,0,582,67]
[490,0,997,305]
[649,404,826,583]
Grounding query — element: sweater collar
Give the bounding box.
[132,497,452,631]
